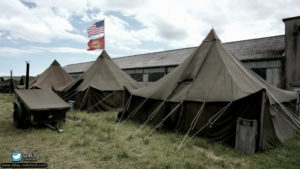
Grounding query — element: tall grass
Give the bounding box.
[0,93,299,169]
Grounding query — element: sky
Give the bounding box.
[0,0,299,76]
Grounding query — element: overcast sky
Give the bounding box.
[0,0,299,76]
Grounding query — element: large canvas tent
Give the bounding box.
[27,60,73,90]
[61,50,141,112]
[120,29,299,150]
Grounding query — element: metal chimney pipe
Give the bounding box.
[10,70,13,94]
[25,61,30,89]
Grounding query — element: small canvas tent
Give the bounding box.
[61,50,141,112]
[0,78,18,93]
[120,29,299,150]
[18,76,35,86]
[13,89,70,130]
[28,60,73,90]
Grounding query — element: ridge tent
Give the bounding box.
[120,29,299,150]
[25,60,73,90]
[60,50,142,112]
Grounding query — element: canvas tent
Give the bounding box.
[61,50,141,112]
[120,29,299,150]
[27,60,73,90]
[0,78,18,93]
[18,76,35,86]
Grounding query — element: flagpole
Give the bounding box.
[104,17,105,50]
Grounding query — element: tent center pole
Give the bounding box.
[259,90,266,151]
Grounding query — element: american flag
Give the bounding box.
[87,20,104,37]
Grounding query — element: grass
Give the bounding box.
[0,93,300,169]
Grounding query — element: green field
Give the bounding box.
[0,93,299,169]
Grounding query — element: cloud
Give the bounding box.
[150,17,188,40]
[86,0,145,15]
[33,46,99,55]
[0,47,37,58]
[0,0,87,43]
[1,0,300,56]
[0,46,98,58]
[96,0,300,47]
[105,15,142,47]
[2,0,300,77]
[24,0,88,18]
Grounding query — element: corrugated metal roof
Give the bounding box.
[225,35,284,61]
[63,35,285,74]
[243,60,282,69]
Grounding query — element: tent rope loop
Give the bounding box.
[146,101,183,138]
[177,101,233,150]
[131,100,166,137]
[89,90,118,112]
[127,97,149,120]
[115,94,133,129]
[209,101,233,128]
[177,102,206,150]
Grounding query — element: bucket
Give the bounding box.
[67,100,75,111]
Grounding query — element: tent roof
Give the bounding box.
[130,29,297,104]
[63,50,141,92]
[15,89,70,111]
[29,60,74,90]
[203,29,221,42]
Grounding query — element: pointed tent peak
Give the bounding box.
[51,60,60,66]
[97,50,111,60]
[203,29,221,42]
